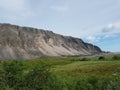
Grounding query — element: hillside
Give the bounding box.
[0,23,102,59]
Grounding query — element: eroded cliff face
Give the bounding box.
[0,23,102,59]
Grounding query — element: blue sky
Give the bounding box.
[0,0,120,52]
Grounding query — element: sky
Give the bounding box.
[0,0,120,52]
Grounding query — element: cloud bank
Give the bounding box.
[86,22,120,43]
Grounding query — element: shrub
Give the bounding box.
[112,55,120,60]
[24,63,67,90]
[71,57,89,61]
[0,68,6,90]
[75,78,93,90]
[0,61,25,90]
[25,63,52,90]
[80,58,89,61]
[87,76,99,89]
[47,74,68,90]
[98,56,105,60]
[0,61,66,90]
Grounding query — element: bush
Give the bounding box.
[80,58,89,61]
[0,61,25,90]
[0,61,66,90]
[98,56,105,60]
[71,57,89,61]
[0,68,6,90]
[75,78,93,90]
[47,74,68,90]
[112,55,120,60]
[73,76,120,90]
[25,63,51,90]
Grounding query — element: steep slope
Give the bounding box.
[0,23,102,59]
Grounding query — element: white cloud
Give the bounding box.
[84,22,120,43]
[100,22,120,38]
[86,36,100,43]
[108,23,120,29]
[102,22,120,34]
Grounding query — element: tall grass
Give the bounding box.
[0,54,120,90]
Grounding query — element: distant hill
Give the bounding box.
[0,23,102,59]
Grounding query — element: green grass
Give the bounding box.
[6,54,119,76]
[18,54,120,75]
[53,60,120,76]
[0,54,120,90]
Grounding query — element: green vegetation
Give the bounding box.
[0,54,120,90]
[98,56,105,60]
[112,55,120,60]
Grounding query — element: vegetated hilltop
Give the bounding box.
[0,23,102,59]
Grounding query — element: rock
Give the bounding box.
[0,23,102,59]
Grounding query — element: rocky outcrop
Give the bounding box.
[0,23,102,59]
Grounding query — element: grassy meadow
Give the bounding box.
[0,54,120,90]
